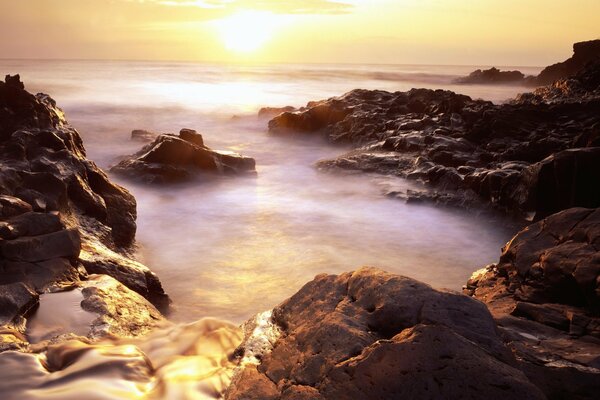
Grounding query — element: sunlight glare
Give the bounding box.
[215,11,280,53]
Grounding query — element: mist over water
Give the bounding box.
[1,60,535,322]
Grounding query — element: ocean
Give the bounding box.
[1,59,540,322]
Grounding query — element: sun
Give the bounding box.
[215,11,280,53]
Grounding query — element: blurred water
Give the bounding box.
[0,60,533,322]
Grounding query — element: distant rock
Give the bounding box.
[227,268,545,400]
[455,67,535,85]
[111,129,256,184]
[131,129,158,142]
[537,39,600,85]
[258,106,296,119]
[465,208,600,399]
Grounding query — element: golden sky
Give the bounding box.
[1,0,598,66]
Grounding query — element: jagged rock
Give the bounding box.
[0,228,81,262]
[455,67,534,85]
[227,268,545,400]
[465,208,600,399]
[537,39,600,85]
[267,53,600,217]
[510,147,600,220]
[111,129,256,183]
[0,75,169,348]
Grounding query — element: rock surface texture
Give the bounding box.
[465,208,600,400]
[227,268,546,400]
[268,60,600,219]
[0,75,168,351]
[111,129,256,183]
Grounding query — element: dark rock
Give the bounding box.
[0,228,81,262]
[0,212,63,239]
[466,208,600,399]
[0,283,38,325]
[537,39,600,85]
[228,268,545,400]
[0,196,32,219]
[111,131,256,184]
[455,67,534,85]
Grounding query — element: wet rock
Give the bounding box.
[267,47,600,217]
[0,211,63,239]
[228,268,544,400]
[80,275,164,338]
[0,228,81,262]
[111,130,256,183]
[537,39,600,85]
[0,283,38,325]
[466,208,600,399]
[455,67,534,85]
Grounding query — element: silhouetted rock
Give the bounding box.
[465,208,600,399]
[455,67,535,85]
[537,39,600,85]
[112,129,256,183]
[227,268,545,400]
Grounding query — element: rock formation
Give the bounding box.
[455,67,535,85]
[111,129,256,183]
[268,61,600,219]
[0,75,168,351]
[465,208,600,399]
[537,39,600,85]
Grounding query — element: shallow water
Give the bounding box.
[1,60,533,323]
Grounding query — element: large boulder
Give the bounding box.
[465,208,600,399]
[111,129,256,183]
[226,268,545,400]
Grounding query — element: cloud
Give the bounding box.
[129,0,354,14]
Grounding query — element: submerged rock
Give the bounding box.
[112,128,256,183]
[465,208,600,399]
[227,268,545,400]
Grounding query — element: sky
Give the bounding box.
[0,0,598,66]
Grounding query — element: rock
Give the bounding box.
[510,147,600,220]
[537,39,600,85]
[0,228,81,262]
[228,268,545,400]
[265,47,600,218]
[455,67,534,85]
[131,129,158,142]
[0,212,63,239]
[111,131,256,183]
[258,106,296,119]
[80,274,164,338]
[466,208,600,399]
[0,283,38,325]
[0,196,32,218]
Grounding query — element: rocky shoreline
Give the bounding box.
[1,39,599,399]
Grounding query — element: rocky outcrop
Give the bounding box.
[258,106,297,119]
[227,268,545,399]
[537,39,600,85]
[268,58,600,219]
[465,208,600,399]
[111,129,256,184]
[0,75,168,350]
[455,67,535,85]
